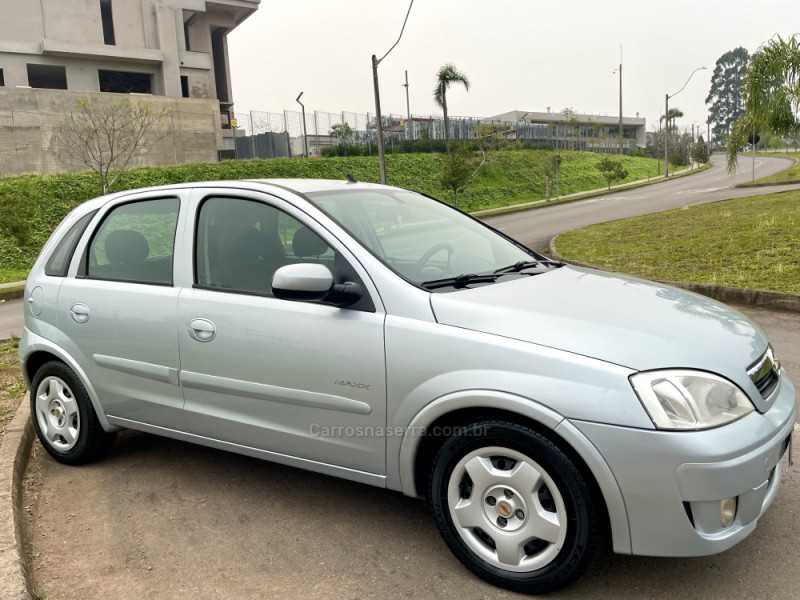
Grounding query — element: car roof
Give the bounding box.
[245,178,396,194]
[77,178,399,213]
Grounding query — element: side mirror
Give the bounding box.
[272,263,364,307]
[272,264,333,301]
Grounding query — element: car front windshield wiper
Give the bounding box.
[493,260,541,274]
[493,259,562,274]
[421,273,498,290]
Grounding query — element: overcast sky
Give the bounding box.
[228,0,800,135]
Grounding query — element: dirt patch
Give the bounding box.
[0,337,25,446]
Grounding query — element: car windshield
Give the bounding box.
[305,188,539,287]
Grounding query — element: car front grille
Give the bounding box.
[748,346,780,401]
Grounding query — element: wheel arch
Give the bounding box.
[22,339,118,432]
[397,391,631,554]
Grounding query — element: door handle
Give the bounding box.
[188,318,216,342]
[70,303,90,324]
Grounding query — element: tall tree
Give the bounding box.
[728,35,800,171]
[433,63,470,152]
[705,47,750,141]
[329,122,355,144]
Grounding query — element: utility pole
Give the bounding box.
[372,0,414,184]
[402,70,413,141]
[613,45,623,155]
[371,55,386,180]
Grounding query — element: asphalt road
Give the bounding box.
[21,303,800,600]
[0,298,24,341]
[485,154,800,252]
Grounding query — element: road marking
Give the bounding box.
[682,187,729,194]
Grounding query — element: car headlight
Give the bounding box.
[630,370,754,430]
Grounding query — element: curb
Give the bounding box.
[0,282,26,303]
[549,236,800,314]
[0,397,33,600]
[0,290,24,303]
[735,180,800,189]
[470,164,707,218]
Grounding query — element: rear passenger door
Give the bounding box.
[58,192,187,430]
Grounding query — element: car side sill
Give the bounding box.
[107,416,388,488]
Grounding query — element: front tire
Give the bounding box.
[429,421,602,594]
[30,361,115,465]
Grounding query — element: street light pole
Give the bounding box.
[372,0,414,184]
[296,92,308,158]
[664,66,706,178]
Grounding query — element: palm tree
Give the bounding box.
[660,108,684,133]
[433,63,470,152]
[728,34,800,172]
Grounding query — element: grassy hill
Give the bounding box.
[0,150,663,280]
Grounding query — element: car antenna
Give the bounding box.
[346,173,358,184]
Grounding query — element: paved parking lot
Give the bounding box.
[21,304,800,600]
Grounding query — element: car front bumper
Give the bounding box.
[572,373,795,557]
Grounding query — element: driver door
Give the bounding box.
[177,190,387,475]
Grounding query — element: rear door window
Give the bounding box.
[85,198,179,285]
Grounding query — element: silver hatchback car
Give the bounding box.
[20,179,795,594]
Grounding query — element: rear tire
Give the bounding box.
[428,420,602,594]
[30,361,115,465]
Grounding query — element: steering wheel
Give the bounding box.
[414,243,454,277]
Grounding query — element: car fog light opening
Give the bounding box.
[721,497,737,528]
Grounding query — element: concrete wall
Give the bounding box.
[41,0,104,45]
[0,53,166,94]
[0,88,221,177]
[0,1,43,47]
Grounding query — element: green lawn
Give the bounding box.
[0,150,667,283]
[0,269,29,284]
[554,190,800,294]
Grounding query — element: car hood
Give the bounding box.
[430,265,767,390]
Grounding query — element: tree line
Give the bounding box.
[703,37,800,170]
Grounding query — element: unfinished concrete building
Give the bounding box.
[0,0,259,176]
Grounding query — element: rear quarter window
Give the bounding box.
[45,210,98,277]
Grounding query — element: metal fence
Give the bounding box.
[232,108,638,159]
